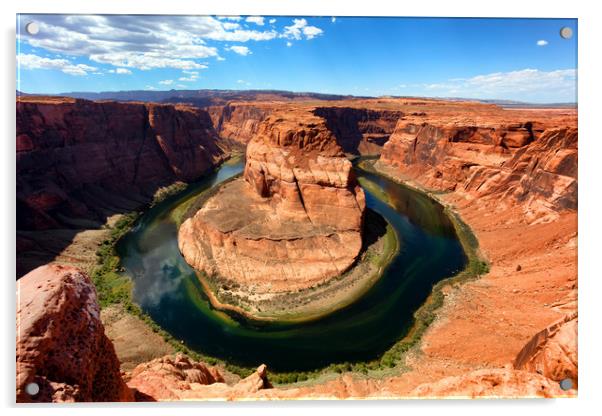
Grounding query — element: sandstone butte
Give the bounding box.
[16,95,578,400]
[178,109,366,298]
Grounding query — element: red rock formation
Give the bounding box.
[16,264,133,402]
[206,103,403,154]
[179,110,366,294]
[409,368,566,398]
[16,96,226,276]
[127,355,270,401]
[378,116,577,222]
[514,312,578,386]
[313,107,402,154]
[206,103,271,144]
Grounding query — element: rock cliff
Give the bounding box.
[313,106,402,154]
[206,103,271,145]
[179,110,366,296]
[378,116,577,221]
[206,102,402,154]
[16,264,133,402]
[16,96,227,276]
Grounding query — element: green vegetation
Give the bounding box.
[151,181,188,207]
[93,212,139,307]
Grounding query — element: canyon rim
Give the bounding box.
[16,14,578,402]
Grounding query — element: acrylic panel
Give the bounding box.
[16,14,578,402]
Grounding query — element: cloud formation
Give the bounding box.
[246,16,265,26]
[18,15,289,72]
[227,45,251,56]
[282,18,324,40]
[537,39,548,46]
[17,53,97,76]
[178,70,199,82]
[109,68,132,74]
[420,68,576,101]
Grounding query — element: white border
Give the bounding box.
[2,1,601,415]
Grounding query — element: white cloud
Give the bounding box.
[286,41,292,47]
[269,18,276,24]
[331,17,337,23]
[419,68,576,102]
[227,45,251,56]
[109,67,132,74]
[217,16,242,21]
[19,15,281,71]
[282,18,324,40]
[17,53,97,76]
[246,16,265,26]
[144,85,156,90]
[222,22,240,30]
[216,56,226,61]
[537,39,548,46]
[179,71,199,82]
[158,79,173,85]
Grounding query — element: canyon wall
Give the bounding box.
[17,97,227,276]
[378,118,577,222]
[313,107,402,154]
[179,110,366,294]
[206,103,271,145]
[206,102,402,154]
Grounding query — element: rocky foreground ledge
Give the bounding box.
[16,265,271,402]
[16,254,576,402]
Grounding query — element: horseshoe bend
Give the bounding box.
[177,110,379,320]
[16,93,578,401]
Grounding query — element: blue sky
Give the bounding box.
[17,15,577,103]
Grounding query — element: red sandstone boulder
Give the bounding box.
[16,264,133,402]
[127,355,270,401]
[514,312,578,386]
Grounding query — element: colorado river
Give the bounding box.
[116,157,466,372]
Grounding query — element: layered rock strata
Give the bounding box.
[179,111,366,294]
[378,118,577,222]
[16,96,226,276]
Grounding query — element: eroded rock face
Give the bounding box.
[409,368,566,398]
[514,313,578,386]
[206,103,271,145]
[16,264,133,402]
[127,354,270,401]
[16,96,226,277]
[379,117,577,221]
[313,107,402,154]
[179,111,365,294]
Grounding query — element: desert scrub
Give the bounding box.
[92,212,139,307]
[151,181,188,206]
